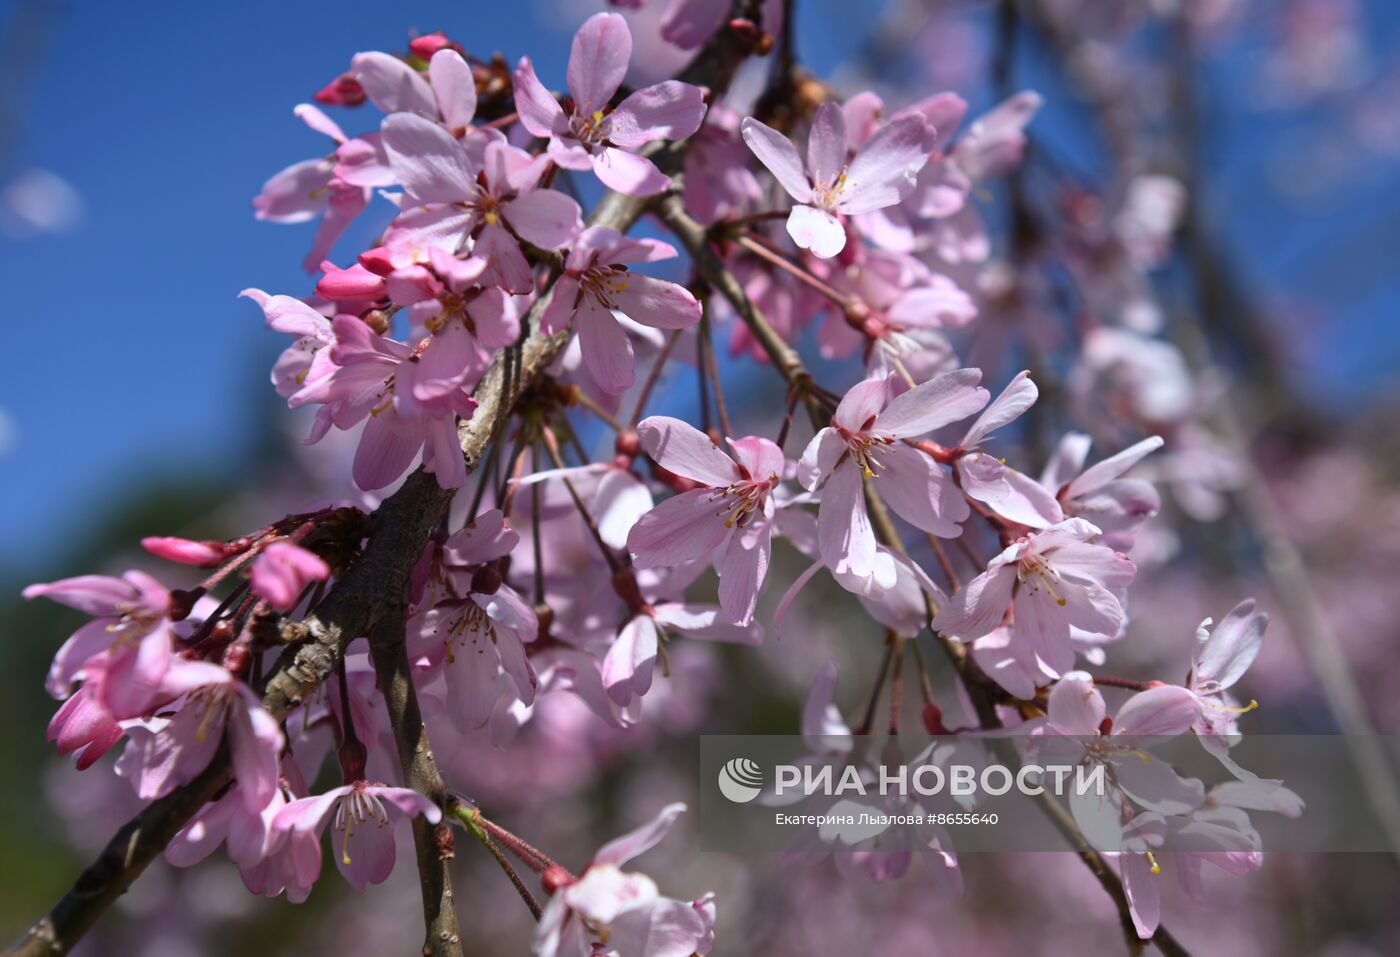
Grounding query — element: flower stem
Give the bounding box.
[447,801,543,921]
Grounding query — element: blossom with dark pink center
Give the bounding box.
[273,781,440,892]
[627,416,786,625]
[933,519,1136,678]
[742,101,934,258]
[288,316,480,491]
[380,117,582,294]
[798,370,988,587]
[540,227,701,394]
[514,13,707,196]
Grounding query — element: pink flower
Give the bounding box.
[600,601,762,709]
[951,91,1042,183]
[250,541,331,612]
[540,226,701,394]
[289,316,479,490]
[240,289,336,401]
[166,782,319,901]
[272,781,440,892]
[798,370,988,587]
[1187,600,1267,756]
[24,570,180,717]
[409,510,538,728]
[682,104,763,225]
[253,104,387,273]
[855,92,1040,260]
[514,13,707,196]
[741,101,934,258]
[1119,804,1266,940]
[351,48,478,132]
[953,371,1064,528]
[1041,432,1165,546]
[117,666,285,811]
[627,416,785,624]
[1035,672,1204,850]
[380,117,583,294]
[933,518,1136,677]
[47,674,123,770]
[384,249,522,353]
[535,803,713,957]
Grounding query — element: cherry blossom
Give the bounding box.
[24,570,182,718]
[540,227,701,393]
[627,416,785,624]
[798,370,988,587]
[249,541,330,612]
[933,518,1136,677]
[1187,600,1268,756]
[380,117,582,294]
[742,102,934,258]
[288,316,479,490]
[410,510,539,728]
[273,781,440,892]
[535,803,713,957]
[514,13,707,196]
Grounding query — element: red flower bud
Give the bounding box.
[409,32,458,60]
[540,865,574,896]
[313,74,367,107]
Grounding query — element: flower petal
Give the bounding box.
[786,204,846,258]
[741,118,813,203]
[567,13,632,113]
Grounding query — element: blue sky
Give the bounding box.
[1,0,1397,575]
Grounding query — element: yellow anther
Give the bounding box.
[1145,850,1161,875]
[1223,699,1259,715]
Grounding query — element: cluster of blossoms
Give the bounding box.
[20,6,1306,957]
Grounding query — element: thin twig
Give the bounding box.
[447,801,543,921]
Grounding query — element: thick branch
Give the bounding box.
[368,610,462,957]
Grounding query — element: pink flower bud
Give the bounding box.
[141,536,228,567]
[409,32,458,60]
[249,541,330,613]
[313,73,367,107]
[358,245,398,277]
[315,261,386,302]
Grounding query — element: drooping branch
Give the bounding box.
[655,193,1195,957]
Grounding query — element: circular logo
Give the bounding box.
[717,757,765,803]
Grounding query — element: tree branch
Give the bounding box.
[368,610,462,957]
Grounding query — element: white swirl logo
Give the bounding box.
[718,757,765,803]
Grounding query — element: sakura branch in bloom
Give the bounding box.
[11,4,1353,957]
